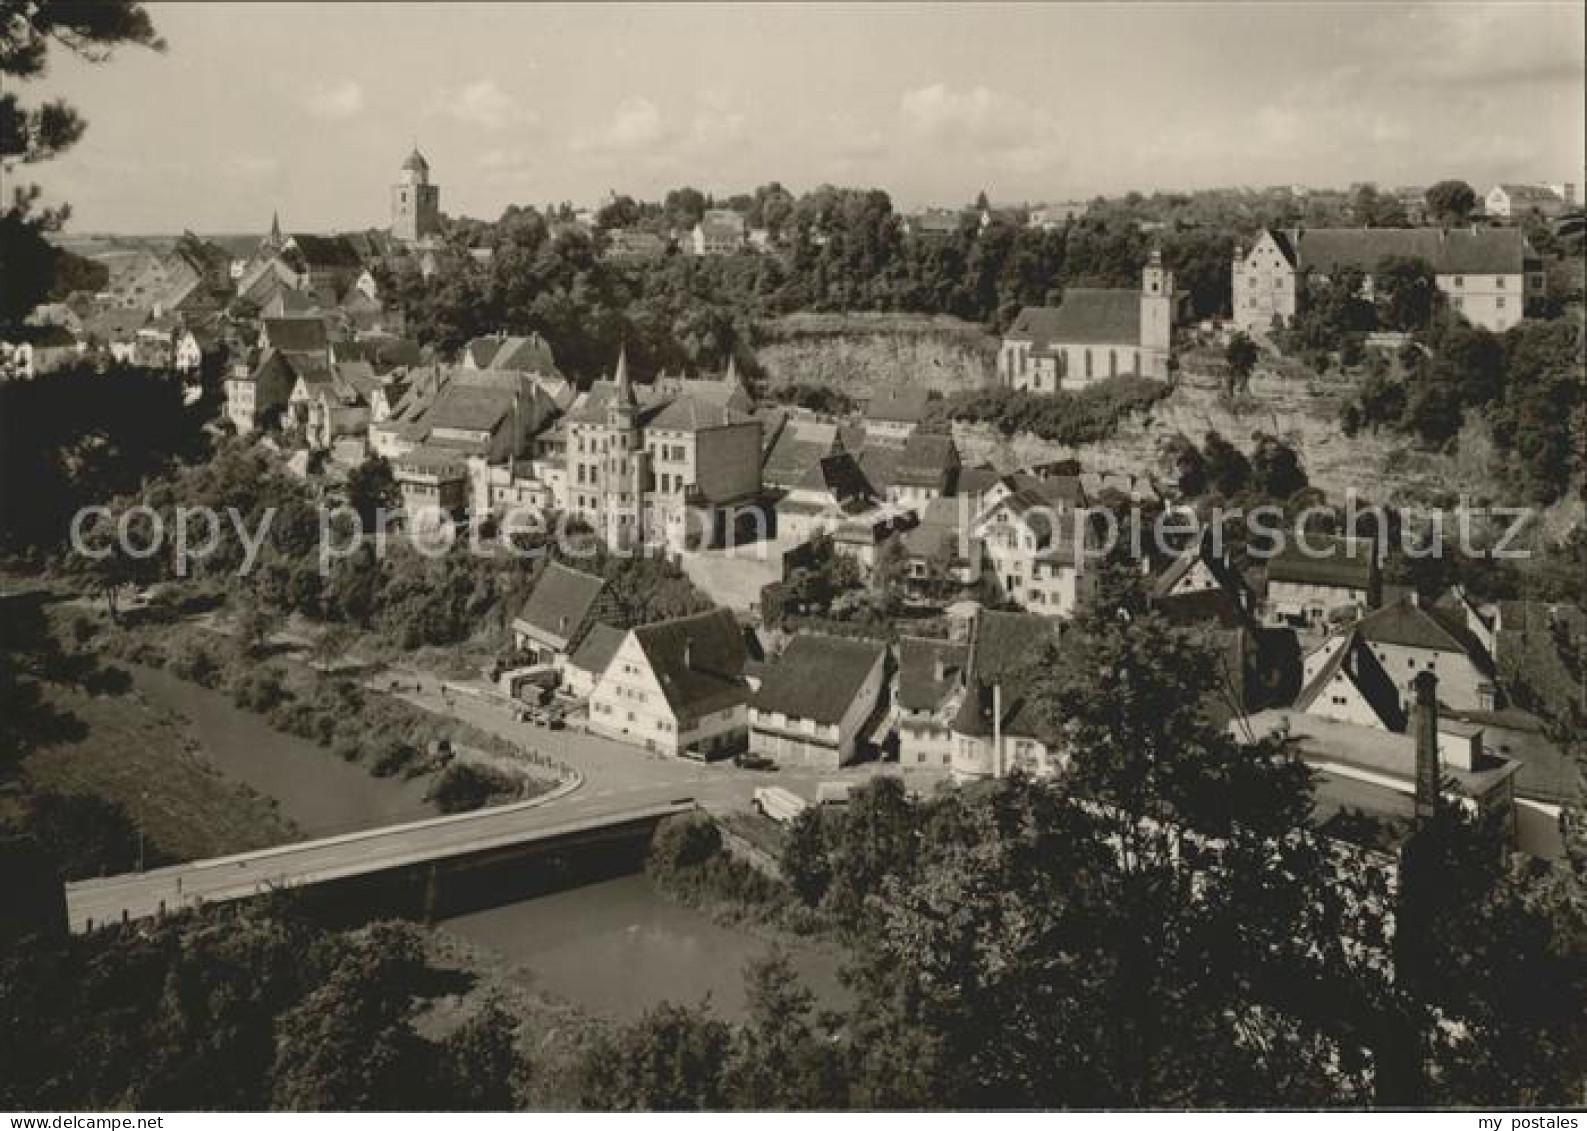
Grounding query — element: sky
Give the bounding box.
[18,1,1587,234]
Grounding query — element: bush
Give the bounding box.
[648,815,724,877]
[370,739,422,778]
[426,762,518,814]
[935,375,1169,444]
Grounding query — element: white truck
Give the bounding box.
[752,786,810,825]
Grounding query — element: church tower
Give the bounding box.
[391,146,441,244]
[1140,249,1175,378]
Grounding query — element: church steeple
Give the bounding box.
[269,210,282,245]
[609,346,638,433]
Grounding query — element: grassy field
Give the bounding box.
[15,678,299,863]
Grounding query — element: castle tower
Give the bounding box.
[391,146,441,244]
[1140,248,1175,377]
[602,347,647,549]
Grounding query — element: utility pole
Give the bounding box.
[136,789,148,873]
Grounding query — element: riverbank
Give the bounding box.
[77,608,561,815]
[15,670,300,864]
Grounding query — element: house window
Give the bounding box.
[1496,297,1505,309]
[1084,350,1093,379]
[1453,276,1464,288]
[1495,276,1505,289]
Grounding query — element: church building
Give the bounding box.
[998,251,1178,390]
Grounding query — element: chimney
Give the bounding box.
[1412,671,1440,823]
[682,638,693,671]
[992,682,1004,778]
[934,656,947,683]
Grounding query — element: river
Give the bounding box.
[129,662,846,1020]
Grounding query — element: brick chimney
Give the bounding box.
[1412,671,1440,823]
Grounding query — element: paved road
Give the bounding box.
[66,794,697,932]
[377,662,949,817]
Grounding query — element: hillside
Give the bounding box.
[754,312,998,397]
[948,364,1582,536]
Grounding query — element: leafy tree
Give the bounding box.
[344,454,399,529]
[436,999,526,1110]
[269,922,432,1111]
[1396,807,1587,1104]
[1248,432,1308,501]
[1425,180,1478,225]
[0,0,164,328]
[1225,332,1258,392]
[21,791,145,879]
[1374,255,1438,331]
[574,1001,733,1111]
[726,951,846,1108]
[1200,430,1251,497]
[781,808,833,906]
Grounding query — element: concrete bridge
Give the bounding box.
[67,796,698,933]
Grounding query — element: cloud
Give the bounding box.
[430,79,534,131]
[302,79,365,120]
[684,89,746,151]
[477,147,539,178]
[898,83,1066,176]
[578,96,673,152]
[1365,5,1585,88]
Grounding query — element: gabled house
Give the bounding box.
[1353,594,1497,713]
[973,483,1090,616]
[1296,630,1406,731]
[901,496,982,598]
[224,348,301,435]
[510,562,616,667]
[894,636,970,767]
[1484,183,1572,220]
[778,451,878,543]
[461,332,563,378]
[1264,534,1378,626]
[948,610,1062,781]
[864,385,933,445]
[883,431,959,509]
[587,608,753,758]
[689,209,746,256]
[762,418,845,491]
[563,623,626,699]
[287,360,381,452]
[748,633,888,768]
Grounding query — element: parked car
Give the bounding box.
[734,752,776,771]
[752,786,809,824]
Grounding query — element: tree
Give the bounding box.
[269,922,432,1111]
[0,1,164,328]
[1374,255,1438,331]
[1425,180,1478,225]
[344,454,398,529]
[1225,332,1258,392]
[1200,430,1251,497]
[1248,432,1308,501]
[436,999,526,1110]
[727,951,846,1109]
[573,1001,733,1111]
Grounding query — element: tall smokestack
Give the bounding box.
[1413,671,1440,823]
